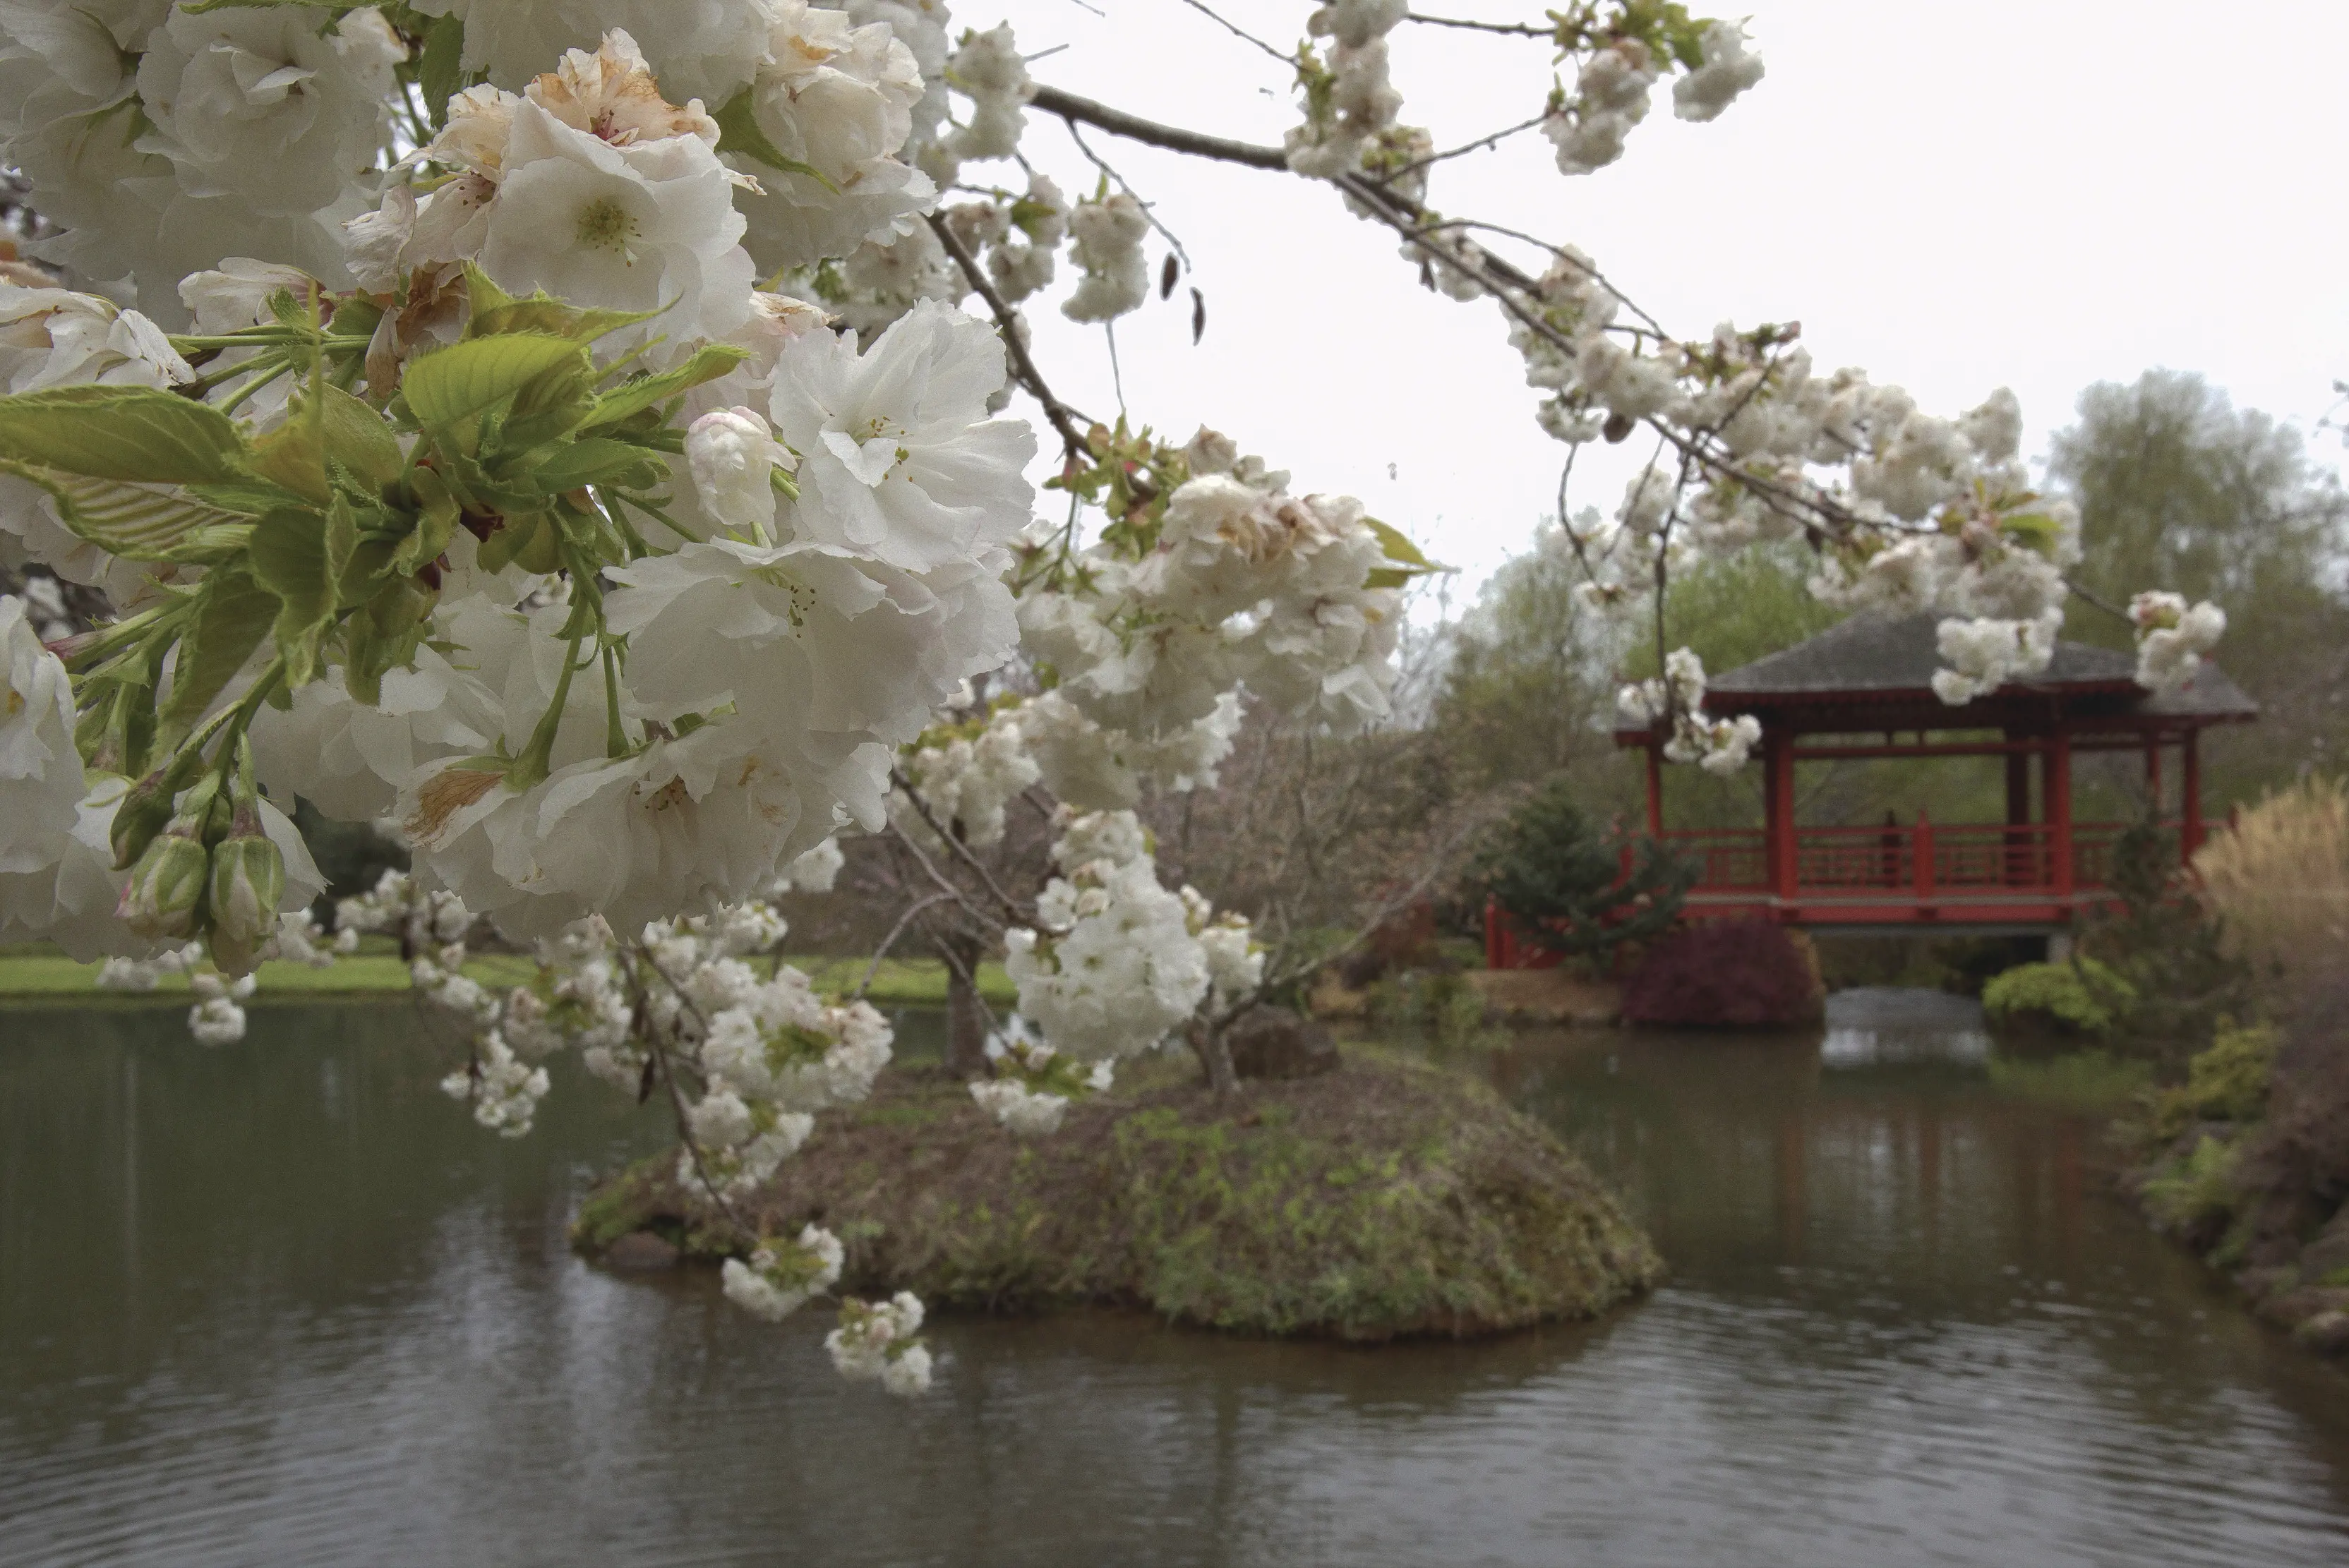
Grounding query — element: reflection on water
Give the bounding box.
[6,999,2349,1566]
[1819,984,1993,1067]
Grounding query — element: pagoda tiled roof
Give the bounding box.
[1701,612,2256,719]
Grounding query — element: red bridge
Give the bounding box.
[1489,613,2255,966]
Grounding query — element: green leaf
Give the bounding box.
[318,384,407,488]
[1998,512,2065,560]
[0,462,255,560]
[579,346,750,431]
[467,296,666,346]
[1364,515,1436,572]
[338,537,399,607]
[527,438,665,494]
[249,507,341,686]
[402,334,586,431]
[711,86,839,191]
[392,466,460,577]
[249,418,330,505]
[342,577,437,706]
[418,10,465,128]
[0,386,248,485]
[184,480,313,518]
[462,260,514,318]
[159,572,275,736]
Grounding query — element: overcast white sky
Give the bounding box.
[971,0,2349,598]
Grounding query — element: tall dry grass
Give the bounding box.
[2193,776,2349,1008]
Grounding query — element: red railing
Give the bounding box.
[1485,819,2214,965]
[1659,819,2201,898]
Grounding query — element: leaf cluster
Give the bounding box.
[1,266,742,795]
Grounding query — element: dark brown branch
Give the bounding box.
[1023,84,1887,571]
[1030,84,1290,171]
[924,210,1092,456]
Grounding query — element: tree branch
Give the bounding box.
[1405,11,1558,37]
[889,764,1035,926]
[924,211,1092,457]
[855,891,954,1001]
[1029,84,1290,171]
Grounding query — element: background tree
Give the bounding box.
[1434,519,1616,795]
[1470,779,1695,964]
[2050,370,2349,804]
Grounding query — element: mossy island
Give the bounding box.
[577,1046,1662,1341]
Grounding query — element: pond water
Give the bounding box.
[6,993,2349,1567]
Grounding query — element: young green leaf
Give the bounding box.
[402,334,587,431]
[0,462,255,560]
[467,295,666,346]
[578,345,750,432]
[317,384,407,488]
[1364,515,1437,572]
[249,507,340,685]
[158,571,277,736]
[0,385,249,485]
[526,437,665,494]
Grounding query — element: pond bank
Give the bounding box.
[577,1047,1663,1340]
[0,945,1016,1011]
[2119,1011,2349,1357]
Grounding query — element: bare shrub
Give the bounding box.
[2194,776,2349,1012]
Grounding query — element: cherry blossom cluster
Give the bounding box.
[723,1223,846,1320]
[1616,648,1761,776]
[2130,591,2229,695]
[826,1290,932,1397]
[968,1035,1113,1137]
[1018,432,1405,779]
[999,807,1260,1068]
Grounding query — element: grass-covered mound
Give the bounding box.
[576,1047,1662,1340]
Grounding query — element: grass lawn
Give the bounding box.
[0,946,1011,1009]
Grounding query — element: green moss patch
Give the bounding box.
[576,1048,1662,1341]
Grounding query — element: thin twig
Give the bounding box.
[1024,83,1894,584]
[924,211,1093,456]
[885,816,1004,931]
[622,943,755,1237]
[855,891,954,1001]
[1172,0,1294,64]
[1388,114,1546,181]
[888,764,1035,924]
[1062,119,1191,267]
[1405,11,1557,37]
[2065,577,2135,624]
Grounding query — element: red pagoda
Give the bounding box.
[1479,612,2259,965]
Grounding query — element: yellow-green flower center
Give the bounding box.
[575,197,640,258]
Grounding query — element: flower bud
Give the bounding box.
[108,769,178,871]
[117,830,209,942]
[205,827,286,977]
[685,406,788,542]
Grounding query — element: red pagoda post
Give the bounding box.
[2181,728,2204,864]
[2048,731,2074,898]
[1767,727,1797,903]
